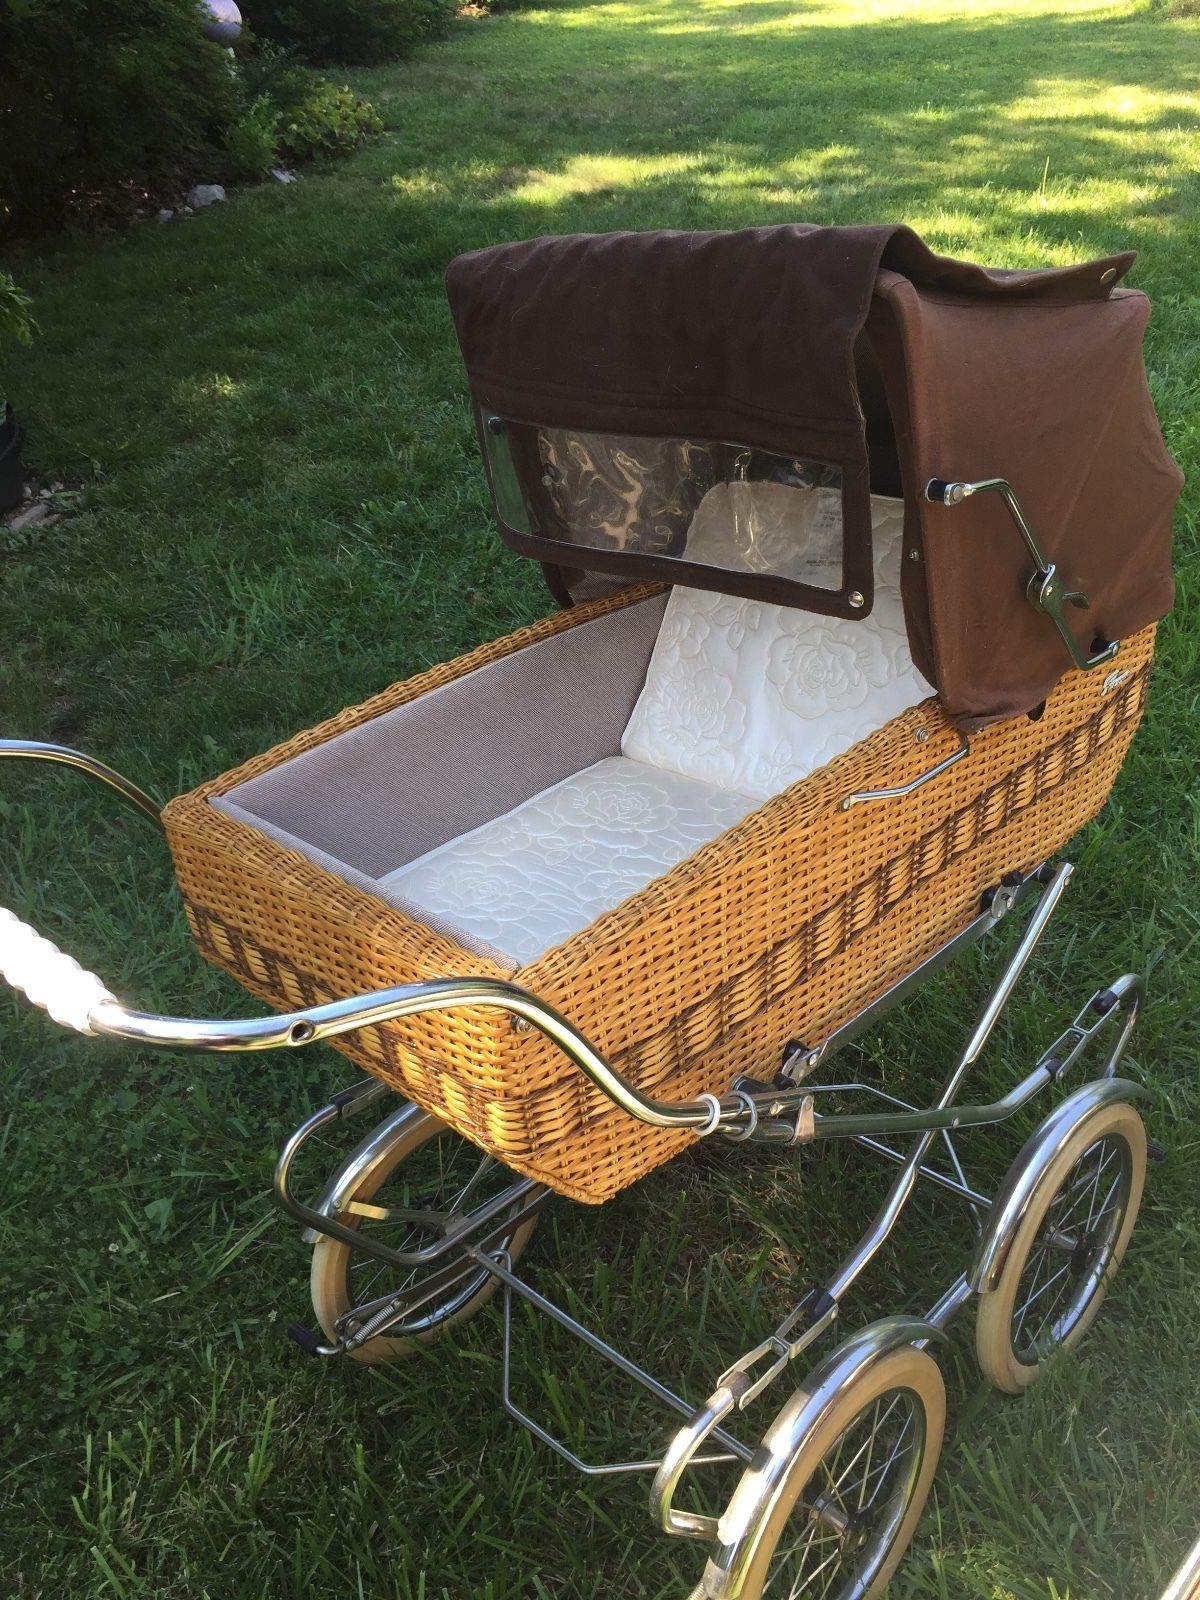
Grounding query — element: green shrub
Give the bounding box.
[277,81,384,161]
[0,0,237,236]
[232,44,384,164]
[247,0,457,66]
[234,39,317,110]
[224,95,282,180]
[0,272,36,354]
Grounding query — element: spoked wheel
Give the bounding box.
[310,1104,540,1363]
[704,1331,945,1600]
[975,1095,1146,1394]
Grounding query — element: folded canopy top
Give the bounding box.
[446,224,1181,728]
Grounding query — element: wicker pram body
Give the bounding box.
[164,592,1154,1202]
[163,223,1177,1204]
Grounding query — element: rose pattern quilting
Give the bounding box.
[382,758,755,967]
[623,496,932,800]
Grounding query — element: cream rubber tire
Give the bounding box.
[708,1343,945,1600]
[975,1097,1146,1395]
[310,1108,538,1363]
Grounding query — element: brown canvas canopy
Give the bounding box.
[446,224,1181,729]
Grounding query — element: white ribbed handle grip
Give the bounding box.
[0,906,116,1033]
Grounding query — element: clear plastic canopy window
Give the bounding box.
[482,420,845,593]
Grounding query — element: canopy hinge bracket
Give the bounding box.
[925,477,1119,673]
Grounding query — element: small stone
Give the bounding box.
[156,208,174,224]
[5,502,51,532]
[180,206,195,216]
[185,184,226,209]
[50,481,64,492]
[271,168,297,185]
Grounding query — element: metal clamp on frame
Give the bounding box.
[925,476,1119,673]
[651,1290,839,1541]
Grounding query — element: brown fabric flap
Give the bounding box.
[871,273,1182,727]
[445,225,1137,449]
[446,225,901,457]
[447,224,900,619]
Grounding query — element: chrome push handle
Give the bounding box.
[924,477,1119,673]
[0,738,164,825]
[0,725,797,1140]
[0,883,784,1138]
[0,905,117,1034]
[0,740,160,1030]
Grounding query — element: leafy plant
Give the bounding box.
[0,270,36,414]
[277,80,384,162]
[0,272,36,353]
[227,42,383,172]
[224,95,282,179]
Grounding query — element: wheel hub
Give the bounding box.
[838,1510,872,1554]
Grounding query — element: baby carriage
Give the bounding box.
[0,223,1184,1597]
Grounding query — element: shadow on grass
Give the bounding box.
[357,0,1198,272]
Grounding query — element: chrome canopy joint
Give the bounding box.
[924,476,1119,673]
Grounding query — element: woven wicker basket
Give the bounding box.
[164,587,1155,1203]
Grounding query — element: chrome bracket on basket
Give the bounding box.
[925,476,1120,673]
[840,729,969,811]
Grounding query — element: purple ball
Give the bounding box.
[200,0,242,42]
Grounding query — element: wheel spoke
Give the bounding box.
[1033,1267,1078,1347]
[1057,1145,1117,1234]
[1015,1259,1072,1326]
[773,1519,839,1594]
[829,1392,902,1502]
[448,1154,500,1217]
[859,1412,914,1505]
[831,1399,889,1498]
[855,1399,881,1512]
[1085,1167,1119,1236]
[809,1543,844,1598]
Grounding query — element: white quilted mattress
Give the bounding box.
[384,496,933,964]
[622,499,933,800]
[379,757,757,967]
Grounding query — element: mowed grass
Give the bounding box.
[1,0,1199,1595]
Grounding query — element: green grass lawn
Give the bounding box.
[2,0,1199,1594]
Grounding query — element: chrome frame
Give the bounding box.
[1162,1533,1200,1600]
[0,739,1155,1594]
